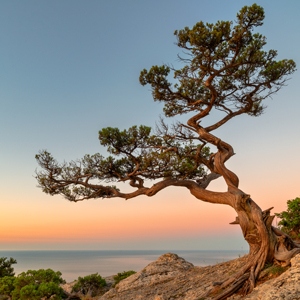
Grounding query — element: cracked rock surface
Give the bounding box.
[228,253,300,300]
[97,252,248,300]
[60,253,300,299]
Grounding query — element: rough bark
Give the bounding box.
[183,112,300,297]
[41,114,299,298]
[39,117,298,298]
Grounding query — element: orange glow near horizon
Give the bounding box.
[0,165,297,249]
[1,172,297,249]
[0,183,239,246]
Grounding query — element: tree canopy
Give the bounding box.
[0,257,17,278]
[36,4,295,204]
[275,197,300,237]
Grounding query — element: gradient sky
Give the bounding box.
[1,0,299,250]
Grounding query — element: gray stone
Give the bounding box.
[235,253,300,300]
[97,252,248,300]
[59,253,300,300]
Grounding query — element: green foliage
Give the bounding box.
[35,124,211,201]
[11,269,65,300]
[35,4,296,204]
[275,197,300,234]
[267,265,285,276]
[0,276,16,298]
[0,257,17,278]
[140,4,296,119]
[71,273,106,296]
[112,270,136,287]
[262,262,273,270]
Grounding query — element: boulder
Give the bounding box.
[98,252,248,300]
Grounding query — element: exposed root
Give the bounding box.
[274,247,300,267]
[208,203,300,299]
[211,273,249,300]
[294,241,300,247]
[272,226,300,249]
[270,229,300,267]
[207,243,298,299]
[205,247,267,299]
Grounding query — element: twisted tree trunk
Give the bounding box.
[181,120,300,298]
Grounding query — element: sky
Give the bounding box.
[0,0,299,251]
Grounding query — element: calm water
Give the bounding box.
[0,250,246,282]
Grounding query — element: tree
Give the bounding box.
[0,257,17,278]
[12,269,65,300]
[0,269,65,300]
[35,4,299,298]
[275,197,300,238]
[0,276,16,300]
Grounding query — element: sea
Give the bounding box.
[0,250,247,282]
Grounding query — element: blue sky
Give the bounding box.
[0,0,299,250]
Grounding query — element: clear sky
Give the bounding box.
[0,0,299,251]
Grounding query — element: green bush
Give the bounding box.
[275,197,300,235]
[112,270,136,287]
[71,273,106,296]
[0,276,16,299]
[11,268,65,300]
[0,257,17,278]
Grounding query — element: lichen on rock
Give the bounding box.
[228,253,300,300]
[97,253,248,300]
[58,253,300,299]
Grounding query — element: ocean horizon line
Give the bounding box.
[0,249,246,252]
[0,249,247,281]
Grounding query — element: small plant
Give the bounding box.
[262,262,273,271]
[112,271,136,287]
[268,265,285,276]
[275,197,300,236]
[0,257,17,278]
[71,273,106,297]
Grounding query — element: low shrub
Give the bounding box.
[112,270,136,287]
[71,273,106,297]
[268,265,285,276]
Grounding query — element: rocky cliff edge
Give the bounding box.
[93,252,300,300]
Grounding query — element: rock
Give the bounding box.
[60,280,77,294]
[97,252,248,300]
[229,253,300,300]
[103,275,115,288]
[59,252,300,299]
